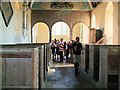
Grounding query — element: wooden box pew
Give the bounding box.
[88,45,119,90]
[84,44,89,73]
[43,44,51,81]
[0,43,51,89]
[89,45,100,82]
[79,44,86,70]
[0,48,39,89]
[98,46,120,90]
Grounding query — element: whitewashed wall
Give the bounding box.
[0,1,31,44]
[91,2,119,45]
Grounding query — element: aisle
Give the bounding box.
[45,62,97,88]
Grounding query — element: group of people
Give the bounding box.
[50,36,83,76]
[50,38,71,63]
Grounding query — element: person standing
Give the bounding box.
[59,38,64,63]
[50,40,56,61]
[72,36,83,76]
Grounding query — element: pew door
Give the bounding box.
[2,58,32,88]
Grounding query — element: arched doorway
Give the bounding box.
[51,21,70,42]
[32,22,49,43]
[104,2,113,44]
[72,22,89,44]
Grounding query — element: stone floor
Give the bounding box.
[44,61,97,89]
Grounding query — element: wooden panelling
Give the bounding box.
[0,48,39,89]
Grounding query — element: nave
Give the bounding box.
[0,1,120,90]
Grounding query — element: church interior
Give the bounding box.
[0,0,120,89]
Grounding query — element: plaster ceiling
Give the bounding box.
[31,2,92,11]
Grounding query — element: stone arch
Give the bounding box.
[32,21,50,31]
[72,21,89,29]
[51,21,70,41]
[104,2,113,44]
[32,22,50,43]
[72,22,89,44]
[51,20,71,31]
[31,10,91,41]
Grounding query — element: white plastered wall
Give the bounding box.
[0,1,31,44]
[91,2,119,45]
